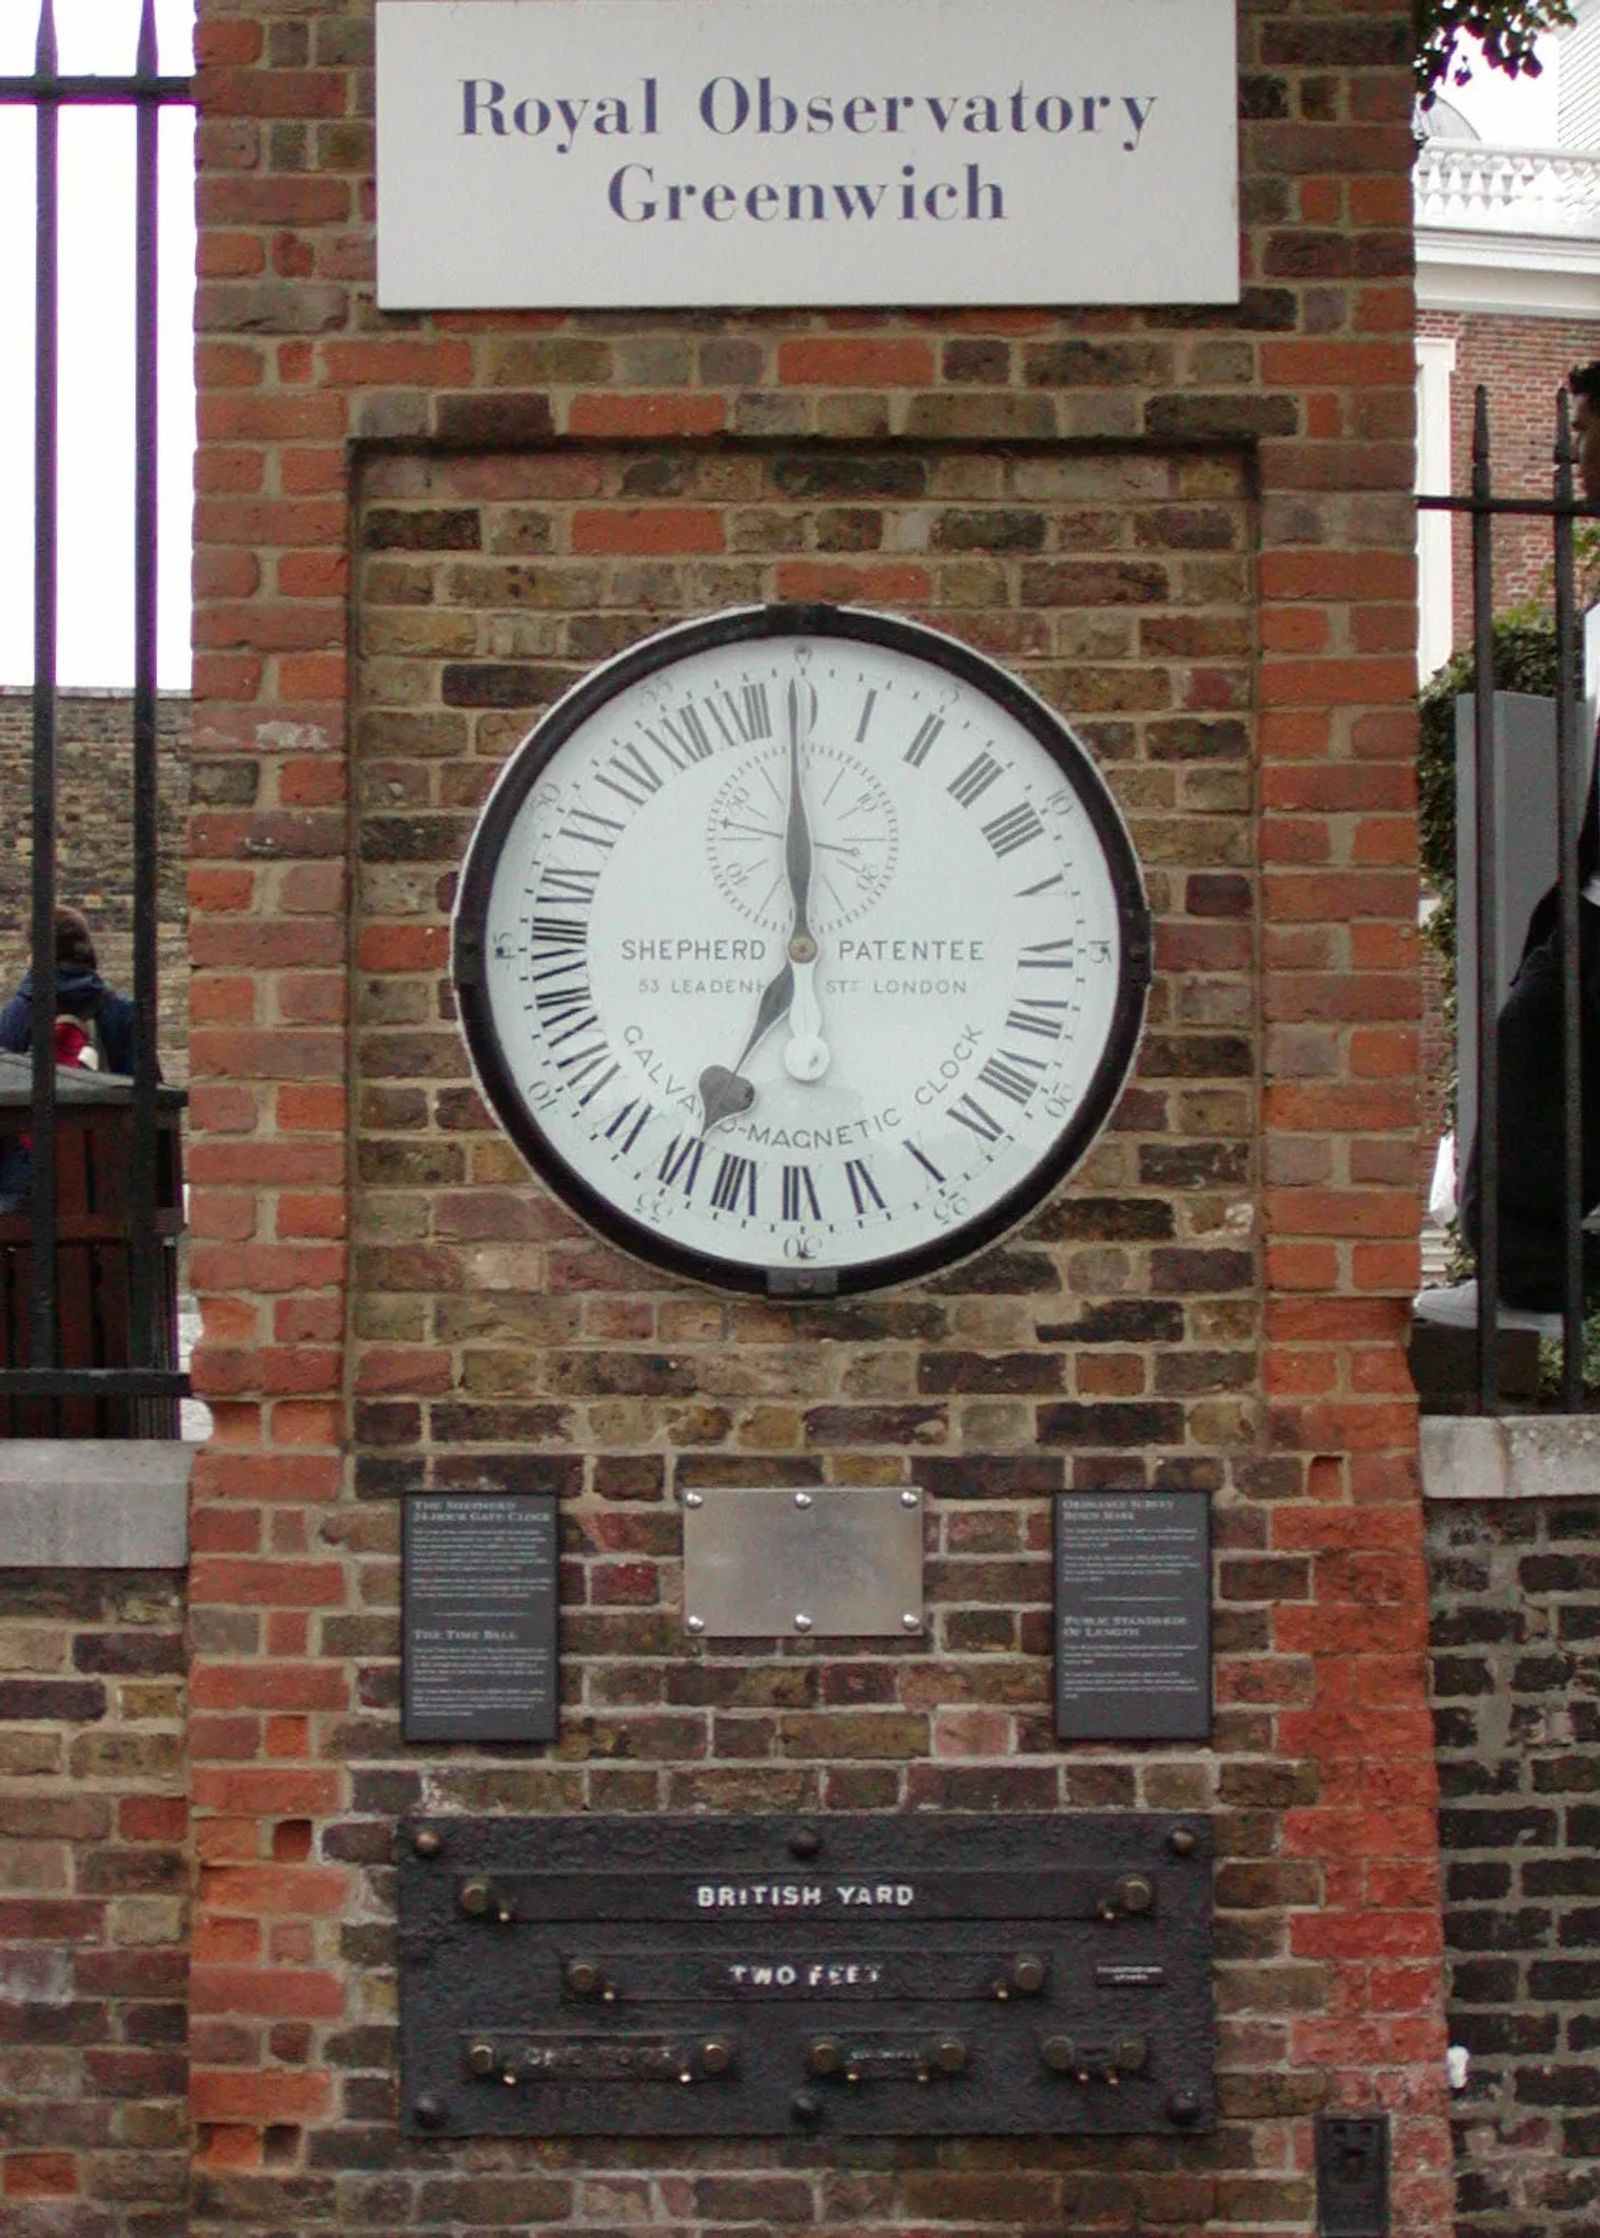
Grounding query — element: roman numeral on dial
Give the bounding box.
[948,752,1002,807]
[949,1093,1005,1144]
[710,1152,759,1216]
[595,741,664,810]
[1006,999,1069,1040]
[981,802,1043,858]
[658,1135,705,1197]
[904,1141,946,1184]
[559,806,624,852]
[976,1051,1046,1105]
[604,1099,653,1155]
[528,914,587,953]
[540,864,599,907]
[708,682,772,746]
[904,713,944,767]
[781,1164,821,1221]
[844,1159,886,1215]
[533,975,593,1029]
[642,702,715,768]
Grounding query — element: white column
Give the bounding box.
[1416,335,1459,683]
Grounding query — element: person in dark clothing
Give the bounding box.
[1416,361,1600,1331]
[0,907,144,1208]
[0,905,139,1074]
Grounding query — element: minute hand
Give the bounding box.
[784,679,817,940]
[782,682,828,1076]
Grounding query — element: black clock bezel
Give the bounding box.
[452,601,1152,1298]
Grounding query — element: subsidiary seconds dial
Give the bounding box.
[707,743,898,931]
[452,603,1151,1297]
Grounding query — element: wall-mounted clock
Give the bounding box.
[452,603,1151,1297]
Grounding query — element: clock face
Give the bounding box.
[452,604,1150,1297]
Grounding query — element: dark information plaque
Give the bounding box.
[1054,1492,1211,1742]
[403,1493,557,1743]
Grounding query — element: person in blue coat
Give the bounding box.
[0,906,144,1207]
[0,905,139,1074]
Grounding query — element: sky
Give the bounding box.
[0,10,1571,692]
[0,0,195,690]
[1441,30,1562,143]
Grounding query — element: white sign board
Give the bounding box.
[376,0,1239,310]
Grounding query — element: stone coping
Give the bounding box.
[0,1439,193,1567]
[1421,1414,1600,1501]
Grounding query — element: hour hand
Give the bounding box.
[698,959,794,1132]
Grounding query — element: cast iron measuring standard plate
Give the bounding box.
[399,1814,1213,2136]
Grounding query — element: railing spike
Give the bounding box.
[137,0,160,76]
[34,0,57,75]
[1555,385,1574,473]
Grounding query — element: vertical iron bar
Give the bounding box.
[1471,387,1501,1414]
[127,0,161,1366]
[1552,395,1585,1408]
[29,0,60,1373]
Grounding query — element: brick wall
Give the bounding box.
[1417,310,1600,662]
[1429,1493,1600,2238]
[186,2,1451,2234]
[0,1569,188,2237]
[0,691,191,1079]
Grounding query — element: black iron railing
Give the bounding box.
[0,0,192,1433]
[1418,383,1595,1416]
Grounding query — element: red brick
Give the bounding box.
[568,393,728,437]
[190,2069,335,2123]
[571,508,726,554]
[777,337,937,384]
[192,1965,345,2018]
[4,2154,78,2199]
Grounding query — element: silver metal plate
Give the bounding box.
[682,1486,924,1638]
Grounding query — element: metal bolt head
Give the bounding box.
[794,1490,813,1509]
[565,1959,601,1996]
[1167,2087,1203,2126]
[901,1611,921,1633]
[684,1490,704,1508]
[931,2035,968,2076]
[1114,2034,1149,2074]
[789,1824,823,1861]
[1115,1872,1155,1915]
[687,1614,706,1635]
[466,2041,496,2077]
[793,1612,813,1632]
[1168,1825,1197,1858]
[790,2089,823,2125]
[458,1879,493,1917]
[1041,2035,1076,2073]
[806,2036,843,2077]
[901,1488,919,1507]
[412,1827,442,1858]
[1011,1953,1046,1995]
[412,2094,446,2129]
[700,2038,732,2076]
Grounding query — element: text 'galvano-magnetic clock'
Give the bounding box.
[452,604,1151,1296]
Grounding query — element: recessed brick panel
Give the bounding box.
[352,442,1260,1490]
